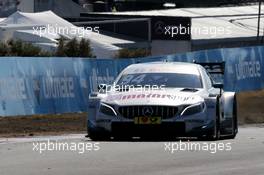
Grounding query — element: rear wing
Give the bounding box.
[195,61,225,90]
[195,62,225,75]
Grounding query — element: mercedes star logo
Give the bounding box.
[154,21,165,35]
[143,106,154,116]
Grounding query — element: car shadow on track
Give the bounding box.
[84,135,226,142]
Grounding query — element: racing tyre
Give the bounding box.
[88,128,110,141]
[225,96,238,139]
[204,118,220,141]
[202,97,221,141]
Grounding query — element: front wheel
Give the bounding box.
[201,97,221,141]
[225,97,238,139]
[88,129,110,141]
[201,119,220,141]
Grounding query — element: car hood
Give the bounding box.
[101,88,205,106]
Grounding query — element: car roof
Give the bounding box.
[122,62,201,75]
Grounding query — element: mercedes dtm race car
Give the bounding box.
[87,62,238,140]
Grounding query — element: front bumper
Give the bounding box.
[112,122,185,137]
[89,119,215,137]
[88,104,215,137]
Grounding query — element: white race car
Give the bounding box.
[87,62,238,140]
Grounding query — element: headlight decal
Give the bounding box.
[99,103,117,116]
[180,102,205,116]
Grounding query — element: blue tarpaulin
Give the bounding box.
[0,46,263,116]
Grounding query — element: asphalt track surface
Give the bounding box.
[0,126,264,175]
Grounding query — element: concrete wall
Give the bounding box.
[0,0,18,17]
[17,0,88,18]
[17,0,34,13]
[151,40,191,56]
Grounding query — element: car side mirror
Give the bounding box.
[213,82,223,89]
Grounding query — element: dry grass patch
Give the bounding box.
[237,90,264,124]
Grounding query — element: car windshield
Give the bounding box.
[116,73,203,88]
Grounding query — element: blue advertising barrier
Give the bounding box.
[0,46,263,116]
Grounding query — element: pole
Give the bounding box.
[257,1,261,42]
